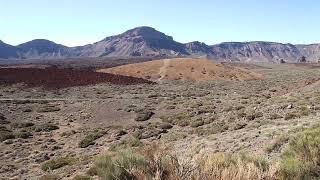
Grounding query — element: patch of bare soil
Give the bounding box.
[0,67,154,89]
[97,58,262,82]
[291,63,320,69]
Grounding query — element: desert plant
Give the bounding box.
[41,157,75,171]
[279,126,320,179]
[268,113,283,120]
[109,137,142,151]
[199,153,277,180]
[79,130,106,148]
[0,127,15,142]
[190,119,204,128]
[94,150,148,180]
[37,105,60,113]
[34,123,59,132]
[15,130,32,139]
[284,112,299,120]
[265,135,289,153]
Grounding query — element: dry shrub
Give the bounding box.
[198,153,279,180]
[94,145,281,180]
[140,145,196,180]
[265,135,289,153]
[93,124,320,180]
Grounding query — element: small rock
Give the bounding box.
[3,139,13,144]
[287,104,293,109]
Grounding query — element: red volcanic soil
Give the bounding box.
[0,68,154,89]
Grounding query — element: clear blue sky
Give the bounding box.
[1,0,319,46]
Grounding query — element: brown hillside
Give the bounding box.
[97,58,262,81]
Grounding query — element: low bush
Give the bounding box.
[41,157,75,171]
[0,127,15,142]
[91,126,320,180]
[265,135,289,153]
[190,119,204,128]
[284,112,300,120]
[94,150,148,180]
[78,130,106,148]
[15,131,32,139]
[199,153,276,180]
[109,137,142,151]
[279,126,320,179]
[34,123,59,132]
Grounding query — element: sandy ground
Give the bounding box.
[97,58,262,81]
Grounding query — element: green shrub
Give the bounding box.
[15,131,32,139]
[94,150,148,180]
[34,124,59,132]
[11,122,34,128]
[41,157,75,171]
[161,113,193,127]
[109,137,142,151]
[79,130,106,148]
[279,126,320,179]
[0,127,15,142]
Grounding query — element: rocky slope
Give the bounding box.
[70,26,188,57]
[0,26,319,62]
[16,39,70,59]
[0,41,19,59]
[210,42,302,62]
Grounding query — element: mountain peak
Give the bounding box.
[19,39,62,46]
[119,26,173,40]
[18,39,66,48]
[124,26,158,35]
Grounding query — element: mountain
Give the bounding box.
[0,26,319,62]
[210,42,302,62]
[185,41,214,57]
[296,44,320,62]
[17,39,69,59]
[71,26,188,57]
[0,40,19,59]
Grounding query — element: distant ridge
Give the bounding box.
[1,26,320,62]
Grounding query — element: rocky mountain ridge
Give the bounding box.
[1,26,319,62]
